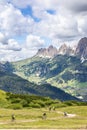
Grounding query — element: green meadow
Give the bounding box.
[0,90,87,129]
[0,106,87,129]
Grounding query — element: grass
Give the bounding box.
[0,106,87,129]
[0,90,6,99]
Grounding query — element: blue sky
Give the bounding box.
[0,0,87,61]
[21,6,33,16]
[46,9,56,15]
[21,6,41,22]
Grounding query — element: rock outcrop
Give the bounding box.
[75,37,87,59]
[36,45,58,58]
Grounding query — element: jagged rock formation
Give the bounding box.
[58,44,74,56]
[75,37,87,60]
[36,45,58,58]
[36,37,87,60]
[36,44,74,58]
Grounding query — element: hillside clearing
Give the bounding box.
[0,106,87,129]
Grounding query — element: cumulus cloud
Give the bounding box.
[33,12,80,41]
[0,38,21,51]
[58,0,87,13]
[9,0,55,9]
[0,3,34,37]
[0,35,45,61]
[1,0,87,41]
[0,32,8,44]
[9,0,31,8]
[11,0,87,16]
[77,15,87,35]
[25,34,45,49]
[0,0,87,61]
[7,39,21,51]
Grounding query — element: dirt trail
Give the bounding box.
[66,113,76,117]
[57,111,76,117]
[0,119,40,125]
[0,111,76,125]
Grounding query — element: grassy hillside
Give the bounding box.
[0,90,9,108]
[13,55,87,101]
[0,90,86,129]
[0,90,85,109]
[0,90,60,109]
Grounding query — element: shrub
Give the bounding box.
[11,98,21,103]
[28,102,41,108]
[8,103,22,109]
[0,99,8,108]
[32,100,46,107]
[56,103,67,108]
[20,100,29,107]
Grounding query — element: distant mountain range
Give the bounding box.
[0,37,87,101]
[36,37,87,60]
[36,45,58,58]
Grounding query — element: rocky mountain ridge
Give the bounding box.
[36,37,87,60]
[58,44,75,56]
[36,45,58,58]
[75,37,87,60]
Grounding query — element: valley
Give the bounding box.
[0,37,87,101]
[13,55,87,101]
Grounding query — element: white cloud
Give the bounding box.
[26,34,45,49]
[33,12,80,41]
[0,35,45,61]
[0,32,8,44]
[9,0,31,8]
[9,0,56,9]
[77,15,87,35]
[7,39,21,51]
[0,0,87,41]
[0,0,87,61]
[58,0,87,13]
[0,3,34,37]
[0,38,21,51]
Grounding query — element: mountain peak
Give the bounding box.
[58,44,74,55]
[75,37,87,59]
[48,45,54,49]
[36,37,87,59]
[36,45,58,58]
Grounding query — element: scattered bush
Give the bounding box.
[0,92,86,109]
[8,103,22,109]
[28,102,41,108]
